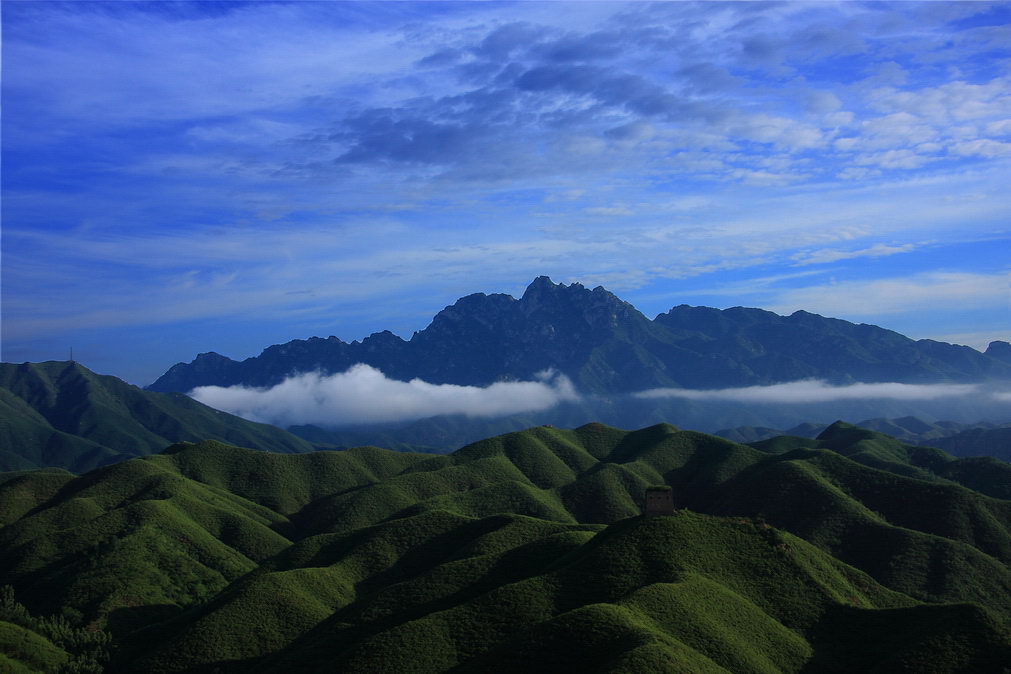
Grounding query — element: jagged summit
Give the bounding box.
[520,274,558,299]
[985,340,1011,364]
[147,277,1011,394]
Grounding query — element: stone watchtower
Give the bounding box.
[644,485,674,516]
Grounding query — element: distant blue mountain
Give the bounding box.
[149,276,1011,393]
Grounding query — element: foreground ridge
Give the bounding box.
[2,422,1010,671]
[0,360,321,472]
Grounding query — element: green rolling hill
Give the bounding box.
[0,585,110,674]
[2,423,1011,672]
[0,361,320,473]
[933,427,1011,463]
[716,417,1011,457]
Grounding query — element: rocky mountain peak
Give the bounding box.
[520,275,559,301]
[518,276,630,321]
[416,292,518,342]
[194,352,230,363]
[985,340,1011,364]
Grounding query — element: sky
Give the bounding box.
[2,0,1010,387]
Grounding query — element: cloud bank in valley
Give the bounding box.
[635,380,984,404]
[190,364,578,427]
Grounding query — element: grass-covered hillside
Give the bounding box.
[0,361,319,473]
[716,416,1011,456]
[933,426,1011,463]
[2,423,1010,672]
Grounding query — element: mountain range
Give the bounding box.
[149,276,1011,394]
[3,421,1011,672]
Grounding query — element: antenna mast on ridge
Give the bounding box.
[70,347,74,363]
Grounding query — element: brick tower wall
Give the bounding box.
[644,488,674,516]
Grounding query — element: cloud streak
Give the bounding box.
[190,364,579,427]
[764,272,1007,317]
[635,380,982,404]
[791,242,921,267]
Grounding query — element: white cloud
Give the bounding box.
[730,114,825,151]
[729,168,807,186]
[765,272,1007,317]
[583,204,634,216]
[804,90,842,115]
[835,166,880,181]
[190,364,579,427]
[865,78,1011,124]
[854,149,937,170]
[657,196,712,212]
[7,162,1008,344]
[3,5,422,128]
[831,77,1011,164]
[635,380,979,404]
[985,119,1011,136]
[822,110,853,127]
[847,112,940,151]
[950,139,1011,159]
[544,189,586,202]
[860,61,907,88]
[791,242,920,267]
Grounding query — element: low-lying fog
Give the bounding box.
[190,364,1011,438]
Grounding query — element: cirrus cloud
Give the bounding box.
[791,242,921,267]
[764,272,1007,317]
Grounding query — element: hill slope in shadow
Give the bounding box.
[2,422,1010,672]
[0,361,319,472]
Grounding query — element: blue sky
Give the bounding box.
[2,0,1009,386]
